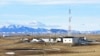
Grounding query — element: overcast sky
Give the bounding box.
[0,0,100,31]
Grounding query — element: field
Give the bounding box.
[0,34,100,56]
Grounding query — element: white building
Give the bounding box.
[63,37,73,43]
[30,39,40,42]
[22,36,88,45]
[28,38,56,43]
[41,38,56,43]
[56,36,88,45]
[56,38,62,42]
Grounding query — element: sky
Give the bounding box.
[0,0,100,31]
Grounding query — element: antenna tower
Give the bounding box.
[68,8,72,36]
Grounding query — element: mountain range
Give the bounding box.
[0,23,100,34]
[0,24,68,34]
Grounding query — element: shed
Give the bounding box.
[41,38,56,43]
[30,38,40,42]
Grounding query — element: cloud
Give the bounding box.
[15,0,100,4]
[0,0,100,6]
[0,0,10,6]
[16,0,100,4]
[0,14,31,18]
[0,14,34,24]
[0,14,61,29]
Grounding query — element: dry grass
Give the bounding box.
[0,34,100,56]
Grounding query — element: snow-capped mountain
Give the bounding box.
[0,20,68,33]
[0,24,46,32]
[0,23,68,34]
[0,22,100,34]
[0,21,60,29]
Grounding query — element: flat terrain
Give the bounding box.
[0,34,100,56]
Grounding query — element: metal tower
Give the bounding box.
[68,8,72,36]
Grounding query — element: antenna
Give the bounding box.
[68,8,72,36]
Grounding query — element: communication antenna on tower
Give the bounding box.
[68,8,72,36]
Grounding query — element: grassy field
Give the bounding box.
[0,34,100,56]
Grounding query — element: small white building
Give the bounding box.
[28,38,56,43]
[63,37,73,43]
[30,39,40,42]
[41,38,56,43]
[56,36,88,45]
[21,36,88,45]
[56,38,62,42]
